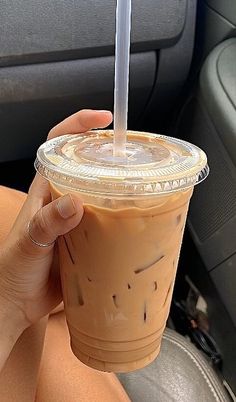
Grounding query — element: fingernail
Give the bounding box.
[57,195,76,219]
[95,110,111,114]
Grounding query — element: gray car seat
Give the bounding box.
[118,329,230,402]
[177,38,236,327]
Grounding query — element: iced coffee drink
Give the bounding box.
[35,130,208,372]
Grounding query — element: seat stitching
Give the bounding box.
[163,333,227,402]
[165,335,221,401]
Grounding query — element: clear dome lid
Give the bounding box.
[35,130,209,196]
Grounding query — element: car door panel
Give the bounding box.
[0,52,156,161]
[0,0,197,164]
[0,0,187,67]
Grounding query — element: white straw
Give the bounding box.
[113,0,132,157]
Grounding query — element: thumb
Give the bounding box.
[22,194,83,256]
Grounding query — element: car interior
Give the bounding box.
[0,0,235,401]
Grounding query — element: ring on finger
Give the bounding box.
[27,221,56,248]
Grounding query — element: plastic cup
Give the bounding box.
[35,130,209,373]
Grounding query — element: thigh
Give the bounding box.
[35,312,130,402]
[0,186,26,242]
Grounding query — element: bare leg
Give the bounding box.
[0,186,47,402]
[36,311,130,402]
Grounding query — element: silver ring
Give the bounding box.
[27,222,56,248]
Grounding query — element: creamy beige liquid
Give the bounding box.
[51,184,193,372]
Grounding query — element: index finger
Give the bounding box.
[28,109,112,206]
[48,109,113,139]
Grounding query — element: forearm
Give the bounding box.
[0,281,46,400]
[0,312,47,402]
[0,298,26,373]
